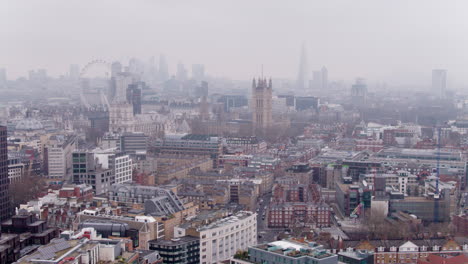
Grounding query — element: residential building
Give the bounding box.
[181,211,257,264]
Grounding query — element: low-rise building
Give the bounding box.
[234,240,338,264]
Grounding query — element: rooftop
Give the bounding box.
[253,240,335,260]
[198,211,255,231]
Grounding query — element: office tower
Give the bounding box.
[69,64,80,80]
[176,62,188,81]
[111,61,122,77]
[296,43,308,91]
[321,66,328,90]
[252,78,273,133]
[126,82,142,115]
[311,71,322,90]
[45,135,77,183]
[432,69,447,98]
[113,72,133,102]
[192,64,205,82]
[0,126,10,221]
[351,78,368,106]
[158,55,169,82]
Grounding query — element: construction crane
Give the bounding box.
[435,126,441,198]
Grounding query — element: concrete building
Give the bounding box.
[389,189,451,222]
[149,236,200,264]
[237,240,338,264]
[7,156,24,183]
[93,149,132,185]
[45,134,76,183]
[181,211,257,264]
[0,126,10,221]
[155,134,222,167]
[120,132,148,154]
[71,151,114,195]
[432,69,447,98]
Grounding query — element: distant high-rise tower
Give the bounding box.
[432,69,447,98]
[321,66,328,90]
[114,72,134,102]
[69,64,80,80]
[0,126,10,221]
[296,43,308,91]
[111,61,122,77]
[159,55,169,82]
[192,64,205,82]
[252,78,273,134]
[126,82,143,115]
[176,62,188,81]
[311,71,322,90]
[351,78,368,106]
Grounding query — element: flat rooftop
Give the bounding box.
[253,240,334,260]
[198,211,255,231]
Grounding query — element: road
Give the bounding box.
[256,191,283,243]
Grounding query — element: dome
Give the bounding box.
[15,118,44,131]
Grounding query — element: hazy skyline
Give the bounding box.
[2,0,467,86]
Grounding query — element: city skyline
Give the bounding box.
[2,0,467,87]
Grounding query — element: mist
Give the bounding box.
[2,0,468,86]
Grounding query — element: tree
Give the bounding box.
[10,171,46,209]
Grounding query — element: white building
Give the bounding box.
[94,149,133,185]
[183,211,257,264]
[46,135,76,182]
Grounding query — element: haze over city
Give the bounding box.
[2,0,468,86]
[0,2,467,264]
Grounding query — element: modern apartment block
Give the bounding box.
[182,211,257,264]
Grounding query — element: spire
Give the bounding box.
[252,78,256,88]
[269,78,272,89]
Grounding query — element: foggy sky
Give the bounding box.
[2,0,468,86]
